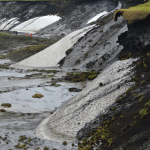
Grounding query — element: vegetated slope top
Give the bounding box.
[114,1,150,24]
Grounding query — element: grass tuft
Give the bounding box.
[114,2,150,24]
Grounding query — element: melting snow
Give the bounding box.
[11,15,61,34]
[87,11,108,24]
[11,25,94,68]
[0,18,19,30]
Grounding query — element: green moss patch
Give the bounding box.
[1,103,11,107]
[0,32,10,36]
[32,94,44,98]
[114,2,150,24]
[65,71,99,82]
[8,44,49,62]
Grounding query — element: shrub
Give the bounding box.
[62,141,67,145]
[44,147,49,150]
[1,103,11,107]
[32,94,44,98]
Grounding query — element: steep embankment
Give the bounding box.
[77,2,150,150]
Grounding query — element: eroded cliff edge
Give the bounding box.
[77,9,150,150]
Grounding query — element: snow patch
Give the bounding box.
[11,25,94,68]
[11,15,61,34]
[87,11,108,24]
[0,18,19,30]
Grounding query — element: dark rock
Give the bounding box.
[69,88,82,92]
[99,83,103,86]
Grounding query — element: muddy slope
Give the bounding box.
[77,13,150,150]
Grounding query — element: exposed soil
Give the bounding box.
[77,14,150,150]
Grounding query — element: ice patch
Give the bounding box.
[87,11,108,24]
[11,15,61,34]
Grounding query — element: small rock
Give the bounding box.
[99,83,103,86]
[69,88,82,92]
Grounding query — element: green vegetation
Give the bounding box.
[78,124,114,150]
[51,82,56,86]
[145,100,150,107]
[139,96,144,103]
[139,108,148,118]
[14,143,26,149]
[120,52,134,60]
[18,135,27,142]
[8,44,49,62]
[48,75,54,77]
[136,93,144,98]
[65,71,99,82]
[87,74,97,80]
[44,147,49,150]
[0,109,6,112]
[141,80,146,85]
[132,93,137,97]
[28,138,32,142]
[143,63,148,68]
[55,84,61,87]
[126,87,134,93]
[62,141,67,145]
[0,32,10,36]
[114,2,150,24]
[137,61,142,66]
[1,103,11,107]
[32,94,44,98]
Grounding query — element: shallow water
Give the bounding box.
[0,59,11,64]
[0,69,34,77]
[0,82,82,113]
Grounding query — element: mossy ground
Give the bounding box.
[114,2,150,24]
[0,32,10,36]
[1,103,11,107]
[65,71,99,82]
[6,36,61,62]
[32,94,44,98]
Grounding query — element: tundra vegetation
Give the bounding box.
[114,1,150,23]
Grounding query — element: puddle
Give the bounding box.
[0,59,11,64]
[0,82,82,113]
[0,78,49,90]
[0,69,34,77]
